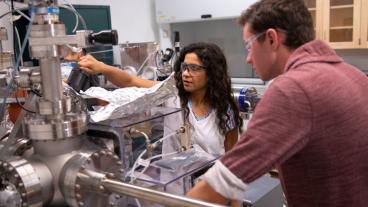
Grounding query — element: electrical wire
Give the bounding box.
[58,3,87,32]
[0,2,28,20]
[0,2,35,122]
[14,84,35,114]
[88,49,114,55]
[127,129,183,182]
[136,51,158,76]
[59,0,87,32]
[59,0,79,32]
[0,11,11,20]
[14,26,23,66]
[31,88,42,97]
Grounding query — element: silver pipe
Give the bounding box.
[102,178,227,207]
[40,58,63,102]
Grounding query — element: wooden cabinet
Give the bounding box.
[304,0,324,39]
[324,0,361,48]
[361,0,368,47]
[305,0,367,48]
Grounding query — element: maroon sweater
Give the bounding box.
[221,40,368,207]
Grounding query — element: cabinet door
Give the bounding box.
[361,0,368,47]
[324,0,361,48]
[304,0,324,39]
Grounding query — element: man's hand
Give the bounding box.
[187,180,239,206]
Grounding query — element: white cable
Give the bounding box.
[60,2,79,32]
[0,2,28,20]
[151,129,181,148]
[13,8,31,21]
[14,26,23,66]
[67,2,88,30]
[134,198,143,207]
[126,128,185,207]
[58,3,87,32]
[88,49,114,55]
[129,151,180,183]
[65,44,82,53]
[127,129,183,182]
[0,1,35,150]
[136,51,158,76]
[126,150,146,184]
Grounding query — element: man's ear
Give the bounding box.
[267,29,279,49]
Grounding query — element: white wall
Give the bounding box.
[71,0,159,44]
[1,1,159,50]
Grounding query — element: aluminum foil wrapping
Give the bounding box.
[81,73,177,122]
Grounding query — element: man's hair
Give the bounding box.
[238,0,315,49]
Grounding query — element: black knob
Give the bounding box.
[89,30,118,45]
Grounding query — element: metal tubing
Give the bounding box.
[102,178,227,207]
[40,58,63,102]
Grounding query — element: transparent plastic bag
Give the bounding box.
[151,148,215,172]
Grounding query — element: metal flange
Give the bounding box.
[24,113,87,141]
[0,157,43,207]
[60,149,124,207]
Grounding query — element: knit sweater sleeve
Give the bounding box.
[220,76,313,183]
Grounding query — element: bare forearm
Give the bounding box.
[79,54,157,88]
[100,64,156,88]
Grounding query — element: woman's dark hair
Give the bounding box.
[173,42,242,135]
[238,0,315,49]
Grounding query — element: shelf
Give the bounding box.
[330,4,354,9]
[329,26,353,30]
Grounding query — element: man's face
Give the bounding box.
[243,24,278,81]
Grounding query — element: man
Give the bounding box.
[187,0,368,206]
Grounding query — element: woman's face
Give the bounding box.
[181,52,208,94]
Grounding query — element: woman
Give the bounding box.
[78,42,242,154]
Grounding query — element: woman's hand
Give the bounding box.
[78,54,107,75]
